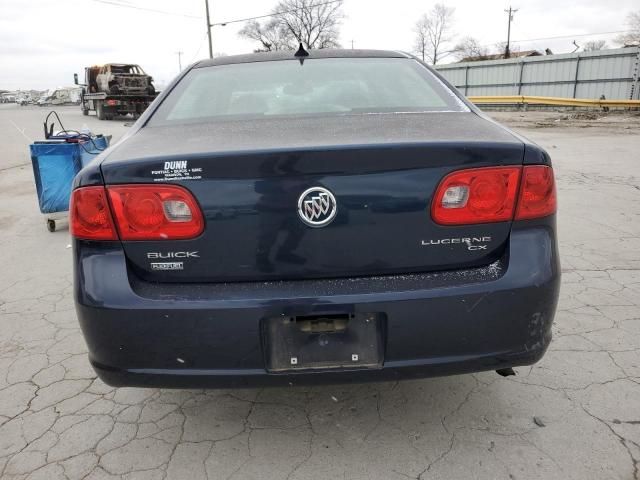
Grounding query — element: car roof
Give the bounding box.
[194,49,412,68]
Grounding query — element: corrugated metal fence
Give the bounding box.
[435,47,640,100]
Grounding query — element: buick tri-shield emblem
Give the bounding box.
[297,187,337,227]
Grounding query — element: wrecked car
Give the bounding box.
[77,64,158,120]
[95,63,155,96]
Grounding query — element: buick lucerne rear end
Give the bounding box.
[72,50,560,388]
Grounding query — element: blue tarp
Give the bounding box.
[30,136,109,214]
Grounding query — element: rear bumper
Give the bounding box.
[74,223,560,388]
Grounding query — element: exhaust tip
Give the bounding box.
[496,368,516,377]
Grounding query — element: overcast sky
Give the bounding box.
[0,0,637,90]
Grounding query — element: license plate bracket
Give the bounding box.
[263,313,385,372]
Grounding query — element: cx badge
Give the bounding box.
[297,187,337,228]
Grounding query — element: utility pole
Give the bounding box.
[504,6,518,59]
[205,0,213,59]
[175,51,183,71]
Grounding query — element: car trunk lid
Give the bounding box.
[100,112,524,282]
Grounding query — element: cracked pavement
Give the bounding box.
[1,105,639,479]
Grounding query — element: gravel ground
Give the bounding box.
[0,104,639,480]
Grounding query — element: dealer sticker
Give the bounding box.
[151,161,202,182]
[150,262,184,271]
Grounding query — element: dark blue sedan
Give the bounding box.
[71,49,560,388]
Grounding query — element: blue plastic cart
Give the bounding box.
[30,135,110,232]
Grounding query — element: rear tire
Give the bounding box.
[47,219,56,232]
[96,101,106,120]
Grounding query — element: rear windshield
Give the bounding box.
[148,57,468,125]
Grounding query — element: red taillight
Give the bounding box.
[70,186,118,240]
[432,167,521,225]
[107,184,204,240]
[515,165,557,220]
[432,165,557,225]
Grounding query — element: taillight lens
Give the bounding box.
[432,167,521,225]
[70,186,118,240]
[71,184,204,241]
[107,185,204,240]
[432,165,557,225]
[515,165,557,220]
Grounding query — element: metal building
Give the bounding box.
[435,47,640,100]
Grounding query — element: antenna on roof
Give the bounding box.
[294,43,309,65]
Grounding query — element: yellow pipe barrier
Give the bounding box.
[467,95,640,108]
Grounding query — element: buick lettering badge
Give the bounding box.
[297,187,337,227]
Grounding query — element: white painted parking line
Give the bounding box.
[9,119,33,143]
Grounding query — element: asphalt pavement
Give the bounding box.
[0,104,639,480]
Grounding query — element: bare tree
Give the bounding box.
[615,11,640,46]
[239,19,295,52]
[276,0,344,49]
[453,36,489,61]
[414,18,428,62]
[413,4,455,65]
[494,41,520,56]
[583,40,608,52]
[240,0,344,51]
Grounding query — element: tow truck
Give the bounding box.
[74,64,158,120]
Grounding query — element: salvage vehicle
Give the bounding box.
[74,64,158,120]
[36,94,50,106]
[50,89,73,105]
[71,49,560,388]
[36,89,75,106]
[0,93,16,103]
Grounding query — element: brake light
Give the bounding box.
[515,165,556,220]
[107,184,204,240]
[432,165,557,225]
[70,186,118,240]
[432,167,521,225]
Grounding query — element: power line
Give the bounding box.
[441,28,634,59]
[86,0,342,27]
[447,29,634,54]
[209,0,342,27]
[189,33,210,64]
[510,29,632,44]
[88,0,202,19]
